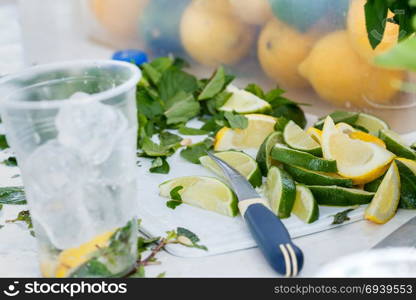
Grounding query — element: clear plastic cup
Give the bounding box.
[0,60,141,278]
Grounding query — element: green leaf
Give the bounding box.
[129,265,146,278]
[178,126,209,136]
[137,236,161,255]
[176,227,208,251]
[158,68,199,102]
[365,0,389,49]
[180,138,213,164]
[0,187,26,205]
[332,208,356,225]
[136,86,164,119]
[245,83,265,99]
[272,104,306,129]
[150,157,170,174]
[198,66,226,101]
[159,131,182,148]
[224,111,248,129]
[166,186,183,209]
[3,156,17,167]
[375,36,416,71]
[164,92,200,125]
[156,272,166,278]
[71,258,113,278]
[6,210,32,229]
[0,135,9,150]
[141,137,173,157]
[274,117,290,131]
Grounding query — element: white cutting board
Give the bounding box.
[138,115,416,258]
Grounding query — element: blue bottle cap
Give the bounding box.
[112,49,149,66]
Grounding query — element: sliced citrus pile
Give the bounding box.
[214,114,276,151]
[283,120,322,156]
[322,116,395,184]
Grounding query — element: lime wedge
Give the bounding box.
[365,162,401,224]
[292,184,319,224]
[284,164,353,187]
[355,113,389,136]
[271,143,337,173]
[256,131,283,176]
[159,176,238,217]
[219,85,272,114]
[308,186,374,206]
[265,166,296,218]
[200,151,262,187]
[395,158,416,209]
[283,120,322,156]
[379,129,416,160]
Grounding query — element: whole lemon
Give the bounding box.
[347,0,399,64]
[299,30,404,107]
[229,0,272,25]
[180,0,255,67]
[91,0,149,38]
[258,18,317,89]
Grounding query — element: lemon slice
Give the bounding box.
[283,120,322,156]
[214,114,276,151]
[379,129,416,160]
[199,151,262,187]
[219,85,272,114]
[292,184,319,224]
[365,162,401,224]
[322,116,395,184]
[306,127,323,144]
[265,166,296,219]
[159,176,238,217]
[55,230,115,278]
[355,113,389,136]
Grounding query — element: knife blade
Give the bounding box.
[372,216,416,249]
[206,152,304,277]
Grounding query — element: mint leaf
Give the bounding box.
[166,186,183,209]
[164,92,200,125]
[158,68,199,102]
[136,86,164,119]
[141,137,173,157]
[7,210,32,229]
[365,0,389,49]
[224,112,248,129]
[198,66,226,101]
[178,126,209,136]
[245,83,265,99]
[180,138,213,164]
[71,258,113,278]
[0,187,26,205]
[274,117,290,132]
[159,131,182,148]
[176,227,208,251]
[3,156,17,167]
[0,135,9,150]
[332,208,356,225]
[137,236,161,255]
[150,157,170,174]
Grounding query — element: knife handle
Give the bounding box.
[241,201,304,277]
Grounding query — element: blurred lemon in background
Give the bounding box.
[91,0,149,38]
[258,18,317,89]
[180,0,255,67]
[229,0,273,25]
[347,0,400,64]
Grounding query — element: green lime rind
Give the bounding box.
[314,111,359,130]
[412,143,416,151]
[292,184,319,224]
[364,176,384,193]
[396,160,416,209]
[265,166,296,218]
[283,120,322,156]
[159,176,238,217]
[284,164,353,188]
[200,151,262,188]
[271,143,337,173]
[379,129,416,160]
[308,186,374,206]
[355,113,390,136]
[256,131,284,176]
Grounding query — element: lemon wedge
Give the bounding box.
[322,116,395,184]
[214,114,276,151]
[365,162,401,224]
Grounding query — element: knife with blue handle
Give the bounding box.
[207,152,304,277]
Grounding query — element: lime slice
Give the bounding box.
[322,117,395,184]
[256,131,283,176]
[284,164,353,187]
[396,158,416,209]
[365,162,401,224]
[219,85,272,114]
[264,166,296,218]
[283,120,322,156]
[355,113,389,136]
[214,114,276,151]
[271,143,337,172]
[314,111,359,130]
[159,176,238,217]
[412,142,416,151]
[199,151,262,187]
[308,186,374,206]
[292,184,319,224]
[379,129,416,160]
